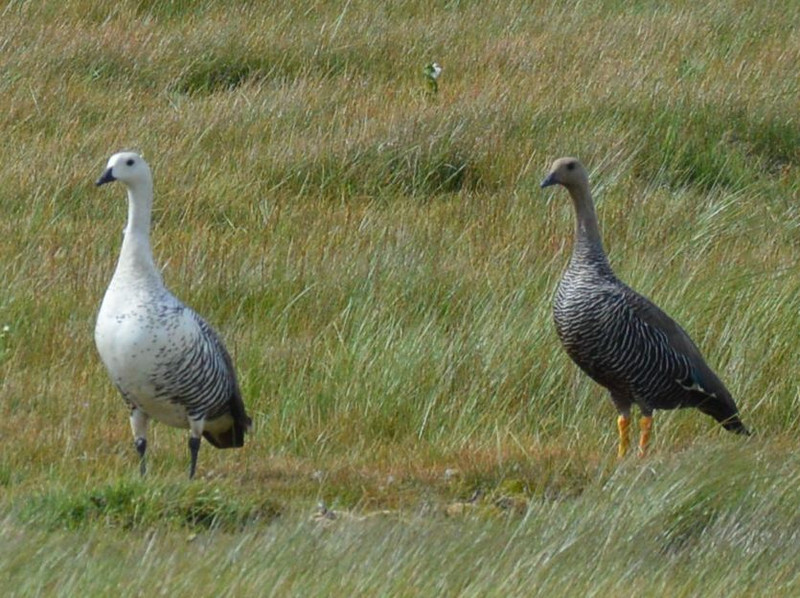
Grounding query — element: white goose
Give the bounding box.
[95,152,251,478]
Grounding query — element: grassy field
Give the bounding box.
[2,0,800,595]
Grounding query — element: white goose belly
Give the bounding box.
[95,297,198,429]
[129,392,190,429]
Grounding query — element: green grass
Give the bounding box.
[2,0,800,595]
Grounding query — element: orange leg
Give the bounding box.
[638,416,653,457]
[617,415,631,458]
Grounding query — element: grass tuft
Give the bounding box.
[20,480,281,532]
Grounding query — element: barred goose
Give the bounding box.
[95,152,251,478]
[541,157,749,456]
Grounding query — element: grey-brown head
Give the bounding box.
[540,157,590,192]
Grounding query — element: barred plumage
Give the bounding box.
[95,152,251,478]
[541,157,749,457]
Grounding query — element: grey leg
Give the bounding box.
[188,419,205,479]
[188,437,201,479]
[130,409,149,476]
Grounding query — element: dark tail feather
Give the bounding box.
[203,415,251,449]
[203,392,253,449]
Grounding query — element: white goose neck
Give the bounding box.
[114,179,162,287]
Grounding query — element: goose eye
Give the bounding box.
[567,162,576,171]
[126,159,135,166]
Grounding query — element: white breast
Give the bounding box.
[95,282,198,429]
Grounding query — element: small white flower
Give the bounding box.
[444,468,460,481]
[424,62,443,80]
[1,325,9,334]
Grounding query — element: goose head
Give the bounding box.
[96,152,151,188]
[540,157,589,193]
